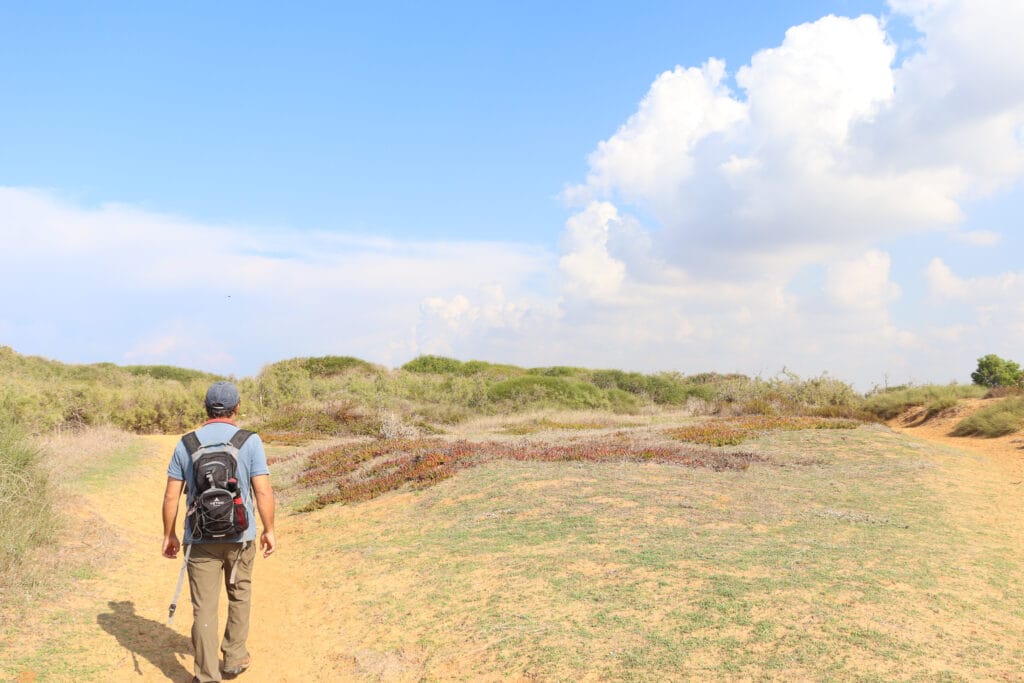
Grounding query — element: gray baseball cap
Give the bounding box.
[205,381,240,411]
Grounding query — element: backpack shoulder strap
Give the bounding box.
[182,431,201,456]
[229,429,255,450]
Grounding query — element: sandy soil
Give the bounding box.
[891,397,1024,472]
[886,396,1024,628]
[6,401,1024,682]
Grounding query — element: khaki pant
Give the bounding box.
[187,542,256,682]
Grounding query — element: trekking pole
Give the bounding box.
[167,543,193,626]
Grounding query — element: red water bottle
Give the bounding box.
[228,478,247,530]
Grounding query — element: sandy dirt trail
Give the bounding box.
[888,398,1024,541]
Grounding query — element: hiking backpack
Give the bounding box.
[182,429,255,540]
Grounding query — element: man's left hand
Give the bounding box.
[162,534,180,558]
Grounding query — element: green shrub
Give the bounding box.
[123,365,221,383]
[254,361,314,411]
[111,382,205,433]
[0,349,212,433]
[401,355,523,379]
[606,388,640,413]
[0,425,53,577]
[301,356,379,377]
[487,376,608,410]
[923,396,958,419]
[683,372,751,385]
[648,373,696,405]
[951,397,1024,437]
[526,366,590,378]
[586,370,695,405]
[590,369,650,394]
[459,360,523,378]
[862,384,986,420]
[402,355,467,374]
[251,401,378,436]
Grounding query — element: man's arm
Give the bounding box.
[252,474,276,558]
[162,477,184,558]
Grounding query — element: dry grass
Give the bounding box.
[951,396,1024,437]
[0,426,142,631]
[450,409,653,437]
[280,422,1024,681]
[34,424,138,487]
[667,415,861,446]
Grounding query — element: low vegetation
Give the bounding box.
[951,396,1024,437]
[297,437,765,511]
[0,346,213,434]
[5,345,1022,441]
[859,383,988,420]
[270,425,1024,680]
[2,346,1021,599]
[666,416,860,446]
[4,348,1024,679]
[245,355,876,437]
[0,425,52,580]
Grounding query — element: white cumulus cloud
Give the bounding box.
[559,202,627,300]
[825,250,901,312]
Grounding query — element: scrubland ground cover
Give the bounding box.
[4,345,1018,441]
[263,418,1024,680]
[3,408,1024,680]
[3,348,1024,680]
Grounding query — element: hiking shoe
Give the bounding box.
[222,655,251,676]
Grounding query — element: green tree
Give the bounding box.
[971,354,1024,388]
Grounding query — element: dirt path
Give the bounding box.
[890,398,1024,478]
[888,398,1024,538]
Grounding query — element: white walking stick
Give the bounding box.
[167,543,192,626]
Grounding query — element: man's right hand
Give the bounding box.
[162,534,180,558]
[260,530,276,558]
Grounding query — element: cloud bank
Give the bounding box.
[0,187,553,372]
[549,0,1024,385]
[3,0,1024,388]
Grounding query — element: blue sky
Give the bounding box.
[2,1,890,241]
[2,0,1022,389]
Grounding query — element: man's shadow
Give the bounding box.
[97,600,192,680]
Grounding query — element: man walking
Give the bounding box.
[162,381,276,682]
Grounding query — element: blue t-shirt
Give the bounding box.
[167,422,270,544]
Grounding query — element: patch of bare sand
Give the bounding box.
[890,398,1024,528]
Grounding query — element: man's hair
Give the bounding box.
[206,405,235,419]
